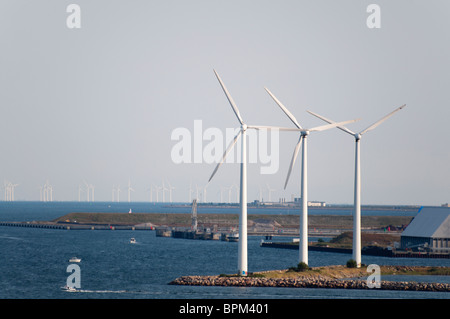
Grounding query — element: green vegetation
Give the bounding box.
[346,259,357,268]
[288,262,311,272]
[258,265,450,280]
[52,212,412,231]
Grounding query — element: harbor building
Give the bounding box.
[401,206,450,253]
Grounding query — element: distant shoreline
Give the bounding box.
[0,212,413,235]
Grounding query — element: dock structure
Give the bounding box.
[155,226,238,242]
[154,200,241,242]
[260,241,450,259]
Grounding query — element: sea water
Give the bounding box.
[0,202,448,299]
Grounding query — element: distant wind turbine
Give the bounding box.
[83,180,94,202]
[265,87,359,265]
[127,179,134,203]
[166,180,175,203]
[4,181,19,202]
[116,185,121,202]
[152,184,161,202]
[307,104,406,267]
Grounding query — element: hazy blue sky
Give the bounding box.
[0,1,449,205]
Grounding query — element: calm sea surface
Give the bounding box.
[0,202,448,299]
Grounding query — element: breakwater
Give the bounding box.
[170,275,450,292]
[0,221,154,230]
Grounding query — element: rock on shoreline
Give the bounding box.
[169,275,450,292]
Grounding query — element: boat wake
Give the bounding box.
[62,287,128,294]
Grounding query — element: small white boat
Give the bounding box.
[130,238,136,244]
[227,233,239,242]
[69,257,81,263]
[62,285,77,292]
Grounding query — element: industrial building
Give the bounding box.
[401,206,450,252]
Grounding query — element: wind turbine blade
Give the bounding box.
[208,130,242,182]
[247,125,302,132]
[307,110,356,135]
[264,87,302,129]
[284,135,303,189]
[309,119,360,132]
[360,104,406,135]
[213,69,244,125]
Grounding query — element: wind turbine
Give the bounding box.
[161,180,169,202]
[6,181,19,201]
[4,181,12,201]
[44,181,53,202]
[166,180,175,203]
[83,180,90,202]
[265,87,359,265]
[307,104,406,267]
[116,185,121,202]
[90,184,94,202]
[147,186,153,202]
[152,184,160,202]
[127,179,134,203]
[208,70,301,276]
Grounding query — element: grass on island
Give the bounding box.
[251,264,450,280]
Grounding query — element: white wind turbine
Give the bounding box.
[127,179,134,203]
[116,185,121,202]
[147,185,153,203]
[83,181,90,202]
[161,180,169,202]
[153,184,161,202]
[166,180,175,203]
[265,87,359,265]
[90,184,94,202]
[43,181,53,202]
[5,181,19,201]
[307,104,406,267]
[82,181,94,202]
[208,70,302,276]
